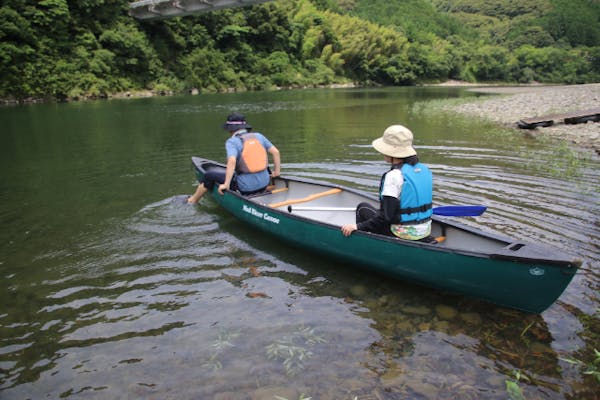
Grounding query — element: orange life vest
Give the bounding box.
[236,133,268,174]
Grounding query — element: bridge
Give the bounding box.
[129,0,275,20]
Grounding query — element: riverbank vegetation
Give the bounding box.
[1,0,599,102]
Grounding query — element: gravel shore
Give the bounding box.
[445,83,600,155]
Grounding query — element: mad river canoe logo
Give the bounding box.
[242,204,280,224]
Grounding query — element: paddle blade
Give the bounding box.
[433,205,487,217]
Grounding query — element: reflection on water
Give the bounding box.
[0,88,598,399]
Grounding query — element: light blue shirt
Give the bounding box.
[225,130,273,193]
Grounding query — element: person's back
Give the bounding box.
[388,158,433,240]
[237,132,268,174]
[187,112,281,204]
[341,125,433,240]
[226,129,273,194]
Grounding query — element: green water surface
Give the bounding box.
[1,87,598,399]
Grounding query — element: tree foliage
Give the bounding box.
[0,0,598,102]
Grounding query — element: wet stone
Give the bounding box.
[459,312,482,325]
[530,341,554,355]
[251,386,298,400]
[350,284,368,297]
[433,320,450,332]
[405,379,439,398]
[485,375,505,388]
[214,391,247,400]
[378,295,389,306]
[401,305,431,316]
[418,322,431,331]
[381,368,404,383]
[396,320,414,333]
[435,305,458,320]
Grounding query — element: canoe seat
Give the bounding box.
[268,188,342,208]
[246,187,288,199]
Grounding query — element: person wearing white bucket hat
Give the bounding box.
[372,124,417,158]
[341,125,434,241]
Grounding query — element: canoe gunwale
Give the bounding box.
[192,156,579,268]
[241,188,579,268]
[191,156,579,268]
[248,194,483,256]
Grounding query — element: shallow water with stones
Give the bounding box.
[0,87,598,399]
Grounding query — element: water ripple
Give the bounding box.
[2,91,599,399]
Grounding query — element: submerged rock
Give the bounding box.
[460,312,482,325]
[401,305,431,316]
[435,305,458,320]
[350,284,368,297]
[251,386,298,400]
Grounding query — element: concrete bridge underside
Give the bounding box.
[129,0,275,20]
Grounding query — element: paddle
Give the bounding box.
[288,205,487,217]
[431,205,487,217]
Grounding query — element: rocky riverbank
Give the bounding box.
[445,83,600,155]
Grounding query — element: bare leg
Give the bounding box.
[187,184,208,204]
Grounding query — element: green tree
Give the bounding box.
[0,5,37,98]
[465,44,510,81]
[542,0,600,47]
[180,47,240,92]
[328,11,410,82]
[99,21,161,83]
[407,33,454,81]
[34,0,71,46]
[1,0,599,102]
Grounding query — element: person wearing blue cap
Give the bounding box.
[188,112,281,204]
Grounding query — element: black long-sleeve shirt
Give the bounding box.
[356,195,399,235]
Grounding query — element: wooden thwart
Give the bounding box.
[247,186,288,199]
[269,188,342,208]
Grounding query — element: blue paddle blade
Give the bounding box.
[432,205,487,217]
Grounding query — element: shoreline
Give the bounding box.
[438,82,600,155]
[3,81,598,155]
[0,83,360,106]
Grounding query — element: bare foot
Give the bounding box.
[187,184,208,204]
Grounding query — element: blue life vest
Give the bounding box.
[380,163,433,224]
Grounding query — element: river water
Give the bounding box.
[1,88,598,399]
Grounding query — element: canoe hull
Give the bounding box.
[192,157,580,313]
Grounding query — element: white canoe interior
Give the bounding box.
[249,177,512,255]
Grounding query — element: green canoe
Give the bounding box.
[191,157,581,313]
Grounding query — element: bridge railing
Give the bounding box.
[129,0,275,20]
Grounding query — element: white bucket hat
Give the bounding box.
[372,125,417,158]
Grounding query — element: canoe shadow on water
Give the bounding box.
[204,202,570,395]
[126,194,591,399]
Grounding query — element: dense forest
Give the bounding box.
[1,0,599,102]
